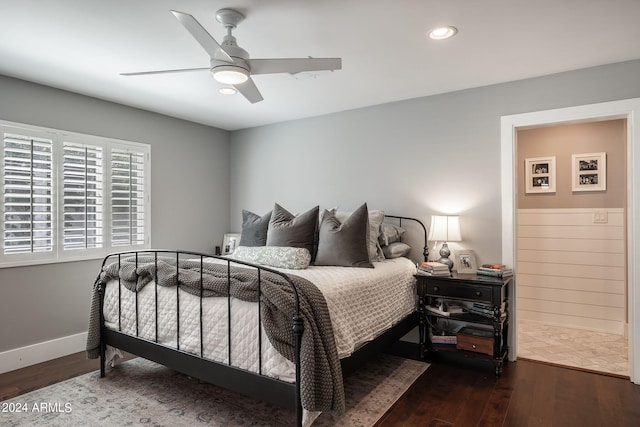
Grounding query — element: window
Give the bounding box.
[1,121,150,267]
[3,131,54,256]
[63,142,104,251]
[110,149,146,247]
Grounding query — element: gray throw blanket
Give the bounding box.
[86,256,345,413]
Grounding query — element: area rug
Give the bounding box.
[1,354,428,426]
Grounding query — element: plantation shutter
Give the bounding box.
[2,132,54,255]
[111,148,146,247]
[63,142,104,250]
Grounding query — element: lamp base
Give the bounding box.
[438,242,454,271]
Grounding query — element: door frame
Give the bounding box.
[501,97,640,384]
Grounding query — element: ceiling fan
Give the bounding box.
[121,8,342,103]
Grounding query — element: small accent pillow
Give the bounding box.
[382,242,411,259]
[239,209,272,247]
[231,246,311,269]
[378,223,405,247]
[266,203,319,259]
[315,203,374,268]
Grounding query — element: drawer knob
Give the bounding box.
[472,344,477,349]
[433,286,439,292]
[475,291,482,297]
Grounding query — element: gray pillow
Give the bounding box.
[378,223,405,246]
[315,203,374,268]
[239,209,272,247]
[334,208,384,262]
[382,242,411,259]
[266,203,319,258]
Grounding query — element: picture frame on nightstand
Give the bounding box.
[222,233,240,255]
[455,250,477,274]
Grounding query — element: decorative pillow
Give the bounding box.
[334,207,384,262]
[378,223,406,247]
[239,209,272,247]
[231,246,311,269]
[266,203,319,259]
[382,242,411,259]
[315,203,374,268]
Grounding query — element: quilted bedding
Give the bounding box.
[94,256,416,415]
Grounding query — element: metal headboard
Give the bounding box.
[383,214,428,262]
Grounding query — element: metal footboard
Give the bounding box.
[95,249,304,426]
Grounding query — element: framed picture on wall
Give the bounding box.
[525,156,556,193]
[572,152,606,192]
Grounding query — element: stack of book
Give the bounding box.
[476,263,513,278]
[468,302,506,319]
[429,331,457,345]
[417,261,450,276]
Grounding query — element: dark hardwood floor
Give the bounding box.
[0,352,133,402]
[2,349,639,426]
[378,344,640,427]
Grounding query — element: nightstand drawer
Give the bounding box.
[456,327,494,356]
[426,282,493,304]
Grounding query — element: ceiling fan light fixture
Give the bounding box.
[429,26,458,40]
[212,66,249,85]
[218,87,237,95]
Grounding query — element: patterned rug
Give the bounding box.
[1,354,428,426]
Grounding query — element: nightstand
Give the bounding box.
[415,272,511,376]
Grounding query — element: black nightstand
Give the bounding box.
[415,272,511,376]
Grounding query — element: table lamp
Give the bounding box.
[428,215,462,271]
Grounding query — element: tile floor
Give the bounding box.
[517,318,629,377]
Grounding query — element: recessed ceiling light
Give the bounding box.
[218,87,237,95]
[429,26,458,40]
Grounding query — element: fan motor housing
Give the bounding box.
[211,57,250,73]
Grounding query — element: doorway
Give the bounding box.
[514,120,628,376]
[500,98,640,385]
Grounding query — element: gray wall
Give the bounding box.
[230,59,640,266]
[0,75,230,352]
[3,58,640,356]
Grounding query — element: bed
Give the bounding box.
[86,205,427,426]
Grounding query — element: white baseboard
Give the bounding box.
[0,332,88,374]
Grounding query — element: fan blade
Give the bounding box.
[121,68,209,76]
[234,77,264,103]
[249,58,342,75]
[170,10,233,63]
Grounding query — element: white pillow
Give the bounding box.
[231,246,311,269]
[382,242,411,259]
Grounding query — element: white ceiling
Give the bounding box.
[1,0,639,131]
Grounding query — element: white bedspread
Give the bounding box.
[102,257,417,383]
[276,257,418,358]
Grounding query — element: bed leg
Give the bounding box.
[99,340,106,378]
[98,281,107,378]
[293,315,304,427]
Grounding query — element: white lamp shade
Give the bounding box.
[428,215,462,242]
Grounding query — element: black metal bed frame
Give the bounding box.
[95,216,427,427]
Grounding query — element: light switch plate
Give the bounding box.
[593,211,608,223]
